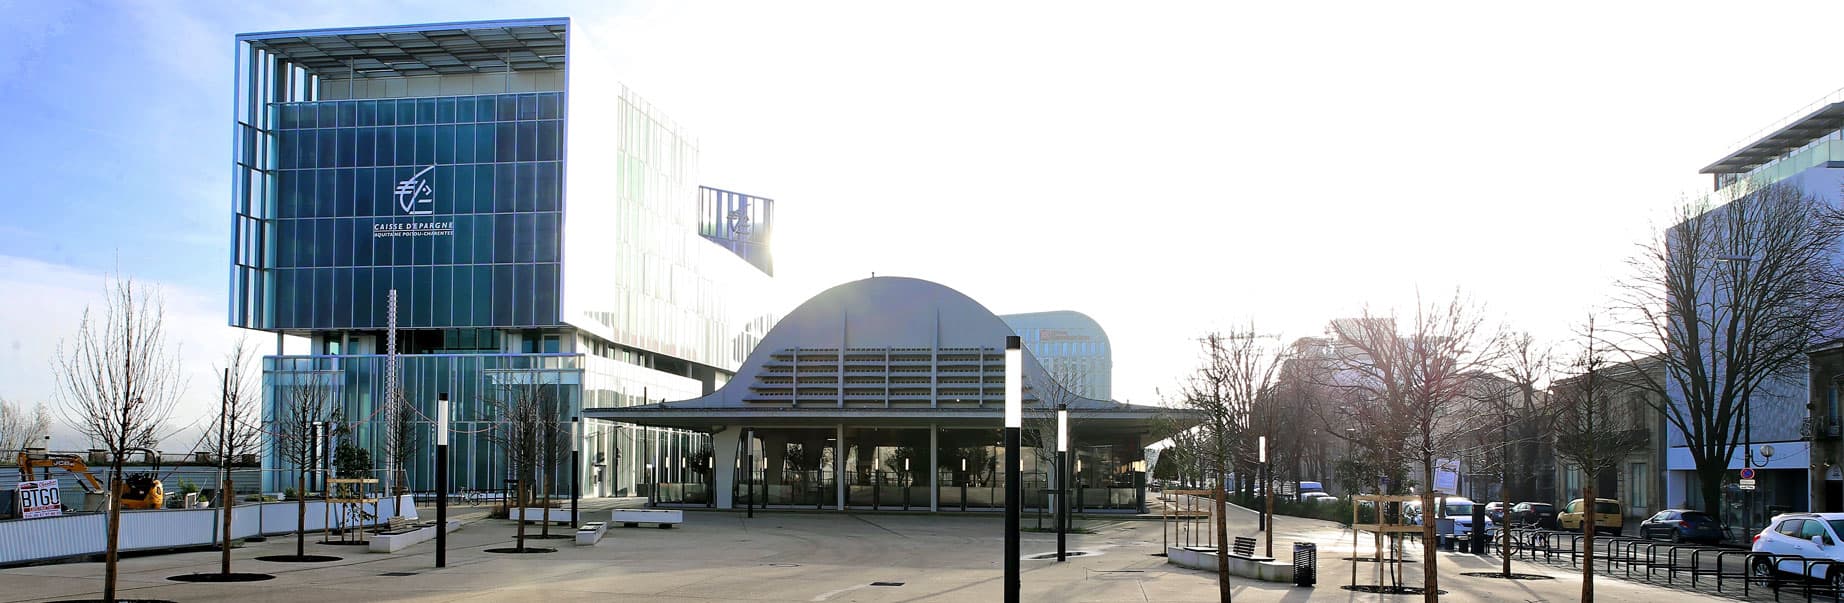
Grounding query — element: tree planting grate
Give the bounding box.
[1460,571,1554,580]
[1341,585,1447,595]
[870,582,905,587]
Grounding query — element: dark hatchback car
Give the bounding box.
[1510,502,1559,529]
[1638,509,1724,543]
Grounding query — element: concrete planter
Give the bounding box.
[1166,546,1293,583]
[511,508,576,525]
[611,509,683,528]
[369,520,462,553]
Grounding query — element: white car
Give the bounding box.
[1752,512,1844,587]
[1299,492,1337,504]
[1405,497,1495,539]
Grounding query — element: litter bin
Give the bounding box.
[1292,542,1316,587]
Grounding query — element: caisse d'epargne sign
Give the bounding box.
[18,479,60,519]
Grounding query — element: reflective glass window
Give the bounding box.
[376,99,397,126]
[496,96,517,121]
[356,128,376,167]
[356,100,376,127]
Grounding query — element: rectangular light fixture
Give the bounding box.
[1005,336,1022,429]
[1057,405,1068,452]
[436,393,449,447]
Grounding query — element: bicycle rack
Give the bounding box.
[1663,543,1721,583]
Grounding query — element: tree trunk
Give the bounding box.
[1421,459,1438,602]
[104,460,123,603]
[1697,463,1724,516]
[1582,481,1596,603]
[541,461,553,537]
[221,474,233,575]
[515,478,528,551]
[297,469,308,557]
[1214,471,1232,603]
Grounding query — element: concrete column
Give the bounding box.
[714,428,741,510]
[835,424,846,510]
[930,425,939,512]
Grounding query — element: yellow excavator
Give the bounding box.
[17,451,165,511]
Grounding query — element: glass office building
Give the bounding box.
[231,18,779,495]
[1000,311,1113,400]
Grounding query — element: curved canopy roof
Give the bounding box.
[586,276,1180,434]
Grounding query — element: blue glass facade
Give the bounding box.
[265,92,563,331]
[234,19,782,499]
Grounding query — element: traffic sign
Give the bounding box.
[1740,468,1756,480]
[1740,478,1757,490]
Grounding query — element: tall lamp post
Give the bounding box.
[570,418,580,530]
[1004,336,1023,603]
[435,393,449,568]
[1259,435,1271,558]
[1056,403,1069,562]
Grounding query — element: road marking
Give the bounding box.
[812,583,871,601]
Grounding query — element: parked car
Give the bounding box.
[1404,496,1493,539]
[1751,513,1844,588]
[1510,502,1559,529]
[1299,492,1337,504]
[1484,501,1506,524]
[1558,498,1623,535]
[1638,509,1724,544]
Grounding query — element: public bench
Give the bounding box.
[612,509,684,528]
[576,521,609,545]
[1229,537,1272,561]
[369,519,461,553]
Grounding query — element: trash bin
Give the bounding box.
[1292,542,1316,587]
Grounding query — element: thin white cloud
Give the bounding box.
[0,255,271,450]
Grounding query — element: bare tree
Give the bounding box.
[1611,181,1844,513]
[52,276,184,602]
[1173,326,1284,603]
[484,372,551,551]
[272,363,338,558]
[0,396,53,455]
[1552,318,1651,603]
[383,386,417,515]
[207,338,264,576]
[538,391,568,537]
[1025,362,1090,514]
[1491,331,1552,577]
[1327,294,1500,602]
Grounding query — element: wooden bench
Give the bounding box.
[1229,537,1274,561]
[381,517,417,535]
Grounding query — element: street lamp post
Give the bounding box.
[435,393,449,568]
[1004,336,1022,603]
[1056,404,1069,562]
[1260,435,1271,558]
[570,418,580,532]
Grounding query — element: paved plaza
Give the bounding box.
[0,502,1733,602]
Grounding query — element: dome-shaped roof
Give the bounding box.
[699,276,1071,406]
